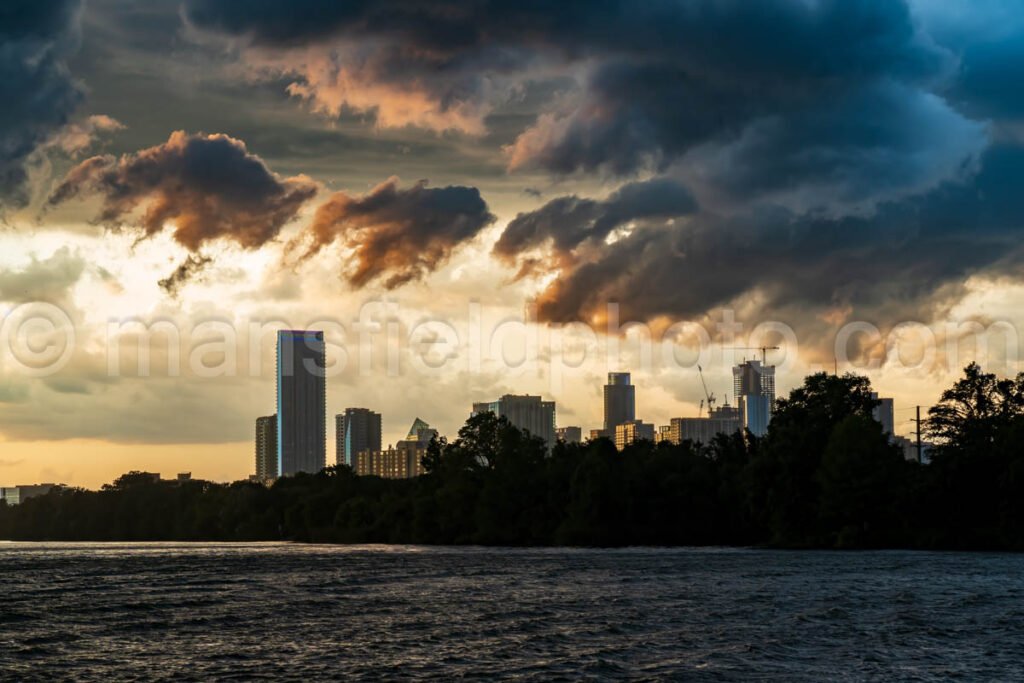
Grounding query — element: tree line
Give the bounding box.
[2,363,1023,549]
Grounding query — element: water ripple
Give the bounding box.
[0,544,1022,680]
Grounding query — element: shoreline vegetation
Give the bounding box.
[2,364,1023,550]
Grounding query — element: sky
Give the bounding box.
[2,0,1024,488]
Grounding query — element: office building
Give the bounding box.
[472,395,556,447]
[276,330,327,476]
[0,483,57,506]
[733,360,775,437]
[615,420,655,449]
[894,435,935,464]
[662,404,742,445]
[355,445,429,479]
[255,415,278,481]
[657,425,673,443]
[871,393,895,437]
[354,418,436,479]
[336,408,382,467]
[404,417,438,445]
[556,426,582,444]
[604,372,636,432]
[589,428,612,441]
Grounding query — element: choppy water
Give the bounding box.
[0,544,1021,681]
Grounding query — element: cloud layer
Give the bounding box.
[296,177,495,289]
[49,131,318,251]
[0,0,85,207]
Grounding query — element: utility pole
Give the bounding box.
[915,405,923,464]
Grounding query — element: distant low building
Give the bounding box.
[355,444,428,479]
[662,405,742,446]
[615,420,655,449]
[871,393,895,438]
[472,394,556,448]
[354,419,436,479]
[556,426,582,444]
[589,428,612,441]
[894,435,935,464]
[0,483,58,506]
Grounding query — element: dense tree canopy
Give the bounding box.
[2,366,1023,549]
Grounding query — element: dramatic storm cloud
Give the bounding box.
[505,144,1024,336]
[295,177,495,289]
[495,178,698,267]
[48,131,318,251]
[0,0,85,207]
[182,0,1021,338]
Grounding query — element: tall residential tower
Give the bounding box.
[255,415,278,481]
[276,330,327,476]
[733,359,775,437]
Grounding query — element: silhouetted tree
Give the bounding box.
[3,365,1023,549]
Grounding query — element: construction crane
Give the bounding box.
[728,345,781,365]
[697,365,716,416]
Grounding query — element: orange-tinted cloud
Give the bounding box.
[49,131,317,252]
[296,176,494,289]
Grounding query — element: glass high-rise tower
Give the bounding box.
[276,330,327,476]
[336,408,382,467]
[603,372,636,433]
[733,359,775,437]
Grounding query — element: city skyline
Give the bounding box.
[3,3,1022,679]
[2,0,1024,488]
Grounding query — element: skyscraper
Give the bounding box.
[604,372,636,432]
[255,415,278,481]
[336,408,382,467]
[472,395,556,447]
[733,360,775,437]
[871,393,895,437]
[276,330,326,476]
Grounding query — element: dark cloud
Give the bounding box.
[48,131,318,251]
[184,0,944,80]
[295,177,495,288]
[158,254,213,296]
[682,80,986,211]
[495,177,697,263]
[500,143,1024,345]
[0,0,85,207]
[948,30,1024,120]
[188,0,970,194]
